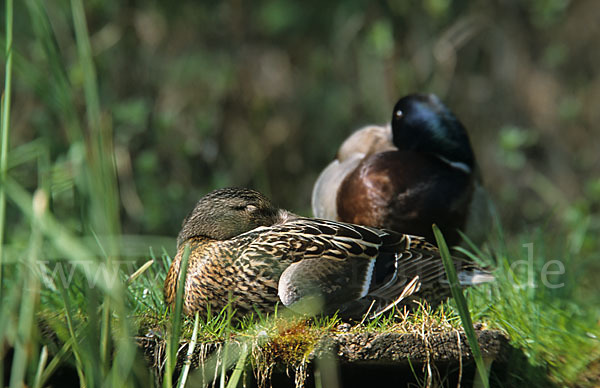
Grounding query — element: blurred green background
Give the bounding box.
[4,0,599,245]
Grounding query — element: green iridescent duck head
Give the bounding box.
[391,93,475,171]
[177,188,281,245]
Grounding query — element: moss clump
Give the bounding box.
[261,319,320,365]
[248,318,321,388]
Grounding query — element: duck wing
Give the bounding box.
[238,218,441,315]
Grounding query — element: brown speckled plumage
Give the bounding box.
[164,187,492,318]
[164,235,282,317]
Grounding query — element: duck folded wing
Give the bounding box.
[277,256,376,314]
[239,218,428,315]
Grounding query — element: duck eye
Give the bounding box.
[395,110,403,119]
[245,204,258,212]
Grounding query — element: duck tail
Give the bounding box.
[457,268,494,286]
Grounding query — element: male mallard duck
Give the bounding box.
[164,187,491,318]
[312,93,493,246]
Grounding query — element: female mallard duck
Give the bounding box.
[312,93,493,246]
[164,187,492,318]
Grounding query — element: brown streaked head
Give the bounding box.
[177,187,281,245]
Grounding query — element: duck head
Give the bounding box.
[391,94,475,172]
[177,188,281,245]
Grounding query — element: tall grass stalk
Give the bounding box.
[433,224,490,388]
[24,0,83,142]
[9,190,43,388]
[70,0,101,127]
[0,3,14,383]
[227,342,249,388]
[32,346,49,388]
[177,311,200,388]
[57,271,87,386]
[0,0,14,295]
[220,342,228,388]
[70,3,123,379]
[38,340,74,387]
[164,244,191,387]
[71,0,120,239]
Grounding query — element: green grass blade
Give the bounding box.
[0,0,14,295]
[70,0,100,126]
[57,279,86,387]
[0,281,19,348]
[9,189,44,388]
[70,0,120,243]
[227,342,249,388]
[32,346,49,388]
[39,338,74,388]
[100,295,111,373]
[177,311,200,388]
[23,0,83,142]
[127,259,155,284]
[8,266,37,388]
[220,342,227,388]
[164,244,191,388]
[433,224,490,388]
[173,244,192,344]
